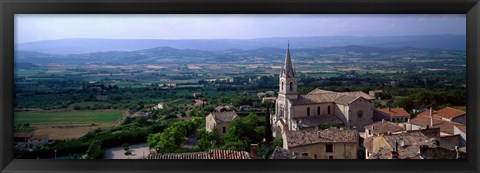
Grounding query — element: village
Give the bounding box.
[144,44,468,160]
[13,43,467,160]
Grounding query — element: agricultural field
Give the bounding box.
[15,110,126,139]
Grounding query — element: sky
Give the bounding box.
[15,14,466,44]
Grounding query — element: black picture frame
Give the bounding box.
[1,0,479,173]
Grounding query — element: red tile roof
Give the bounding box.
[410,116,463,135]
[147,149,252,159]
[418,107,465,120]
[375,108,410,117]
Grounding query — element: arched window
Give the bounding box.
[317,106,321,115]
[328,106,331,115]
[307,107,310,116]
[289,82,293,91]
[281,82,284,91]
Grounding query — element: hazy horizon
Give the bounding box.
[17,33,467,44]
[15,14,466,44]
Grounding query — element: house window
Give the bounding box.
[328,106,331,115]
[368,130,372,135]
[326,144,333,153]
[328,156,334,159]
[289,82,293,91]
[281,82,284,91]
[317,107,321,115]
[314,154,318,159]
[357,111,364,119]
[302,153,309,157]
[307,107,310,116]
[222,127,226,134]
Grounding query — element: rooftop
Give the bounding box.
[148,149,252,159]
[410,115,463,135]
[209,111,238,123]
[290,89,374,106]
[364,121,404,135]
[417,107,465,120]
[214,105,232,112]
[375,108,410,117]
[286,128,358,148]
[365,131,438,159]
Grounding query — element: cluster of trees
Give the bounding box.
[393,88,466,113]
[147,117,202,154]
[194,113,266,152]
[15,117,173,159]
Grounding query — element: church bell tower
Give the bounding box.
[278,41,298,100]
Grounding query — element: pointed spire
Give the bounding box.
[282,41,295,78]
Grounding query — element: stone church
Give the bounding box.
[271,43,375,140]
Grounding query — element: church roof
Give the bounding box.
[289,89,373,106]
[281,41,295,78]
[286,128,358,148]
[308,88,335,95]
[293,115,344,129]
[334,95,361,105]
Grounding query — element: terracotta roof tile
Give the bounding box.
[417,107,465,120]
[375,108,410,117]
[287,128,358,148]
[455,125,466,134]
[334,95,360,105]
[364,121,405,135]
[365,131,437,159]
[410,116,462,135]
[435,107,466,119]
[148,149,252,159]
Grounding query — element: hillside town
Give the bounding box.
[144,43,467,160]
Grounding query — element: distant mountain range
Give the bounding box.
[15,45,464,66]
[16,35,466,54]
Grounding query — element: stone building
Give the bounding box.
[373,107,410,123]
[271,42,375,142]
[284,128,358,159]
[205,111,238,137]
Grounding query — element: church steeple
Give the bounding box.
[281,40,295,78]
[278,41,298,99]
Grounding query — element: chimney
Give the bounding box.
[250,144,258,158]
[388,107,391,112]
[382,119,385,123]
[429,108,433,127]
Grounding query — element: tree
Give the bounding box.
[264,103,273,144]
[124,150,132,159]
[123,143,131,159]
